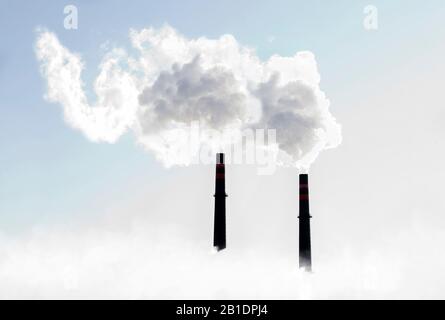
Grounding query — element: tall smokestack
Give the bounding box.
[213,153,227,251]
[299,174,312,271]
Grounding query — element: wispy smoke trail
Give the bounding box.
[36,25,341,169]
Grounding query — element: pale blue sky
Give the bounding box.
[0,0,444,228]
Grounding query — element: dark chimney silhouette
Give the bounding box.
[213,153,227,251]
[299,174,312,271]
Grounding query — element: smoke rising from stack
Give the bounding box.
[36,25,341,169]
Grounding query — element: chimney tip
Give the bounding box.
[217,153,225,164]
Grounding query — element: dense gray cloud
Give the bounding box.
[254,74,329,165]
[138,56,247,134]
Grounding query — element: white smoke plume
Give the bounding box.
[36,25,341,169]
[35,30,139,143]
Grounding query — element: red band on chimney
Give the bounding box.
[300,194,309,200]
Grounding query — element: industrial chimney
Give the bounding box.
[299,174,312,271]
[213,153,227,251]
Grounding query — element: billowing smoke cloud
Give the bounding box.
[36,30,139,143]
[36,25,341,169]
[138,56,247,133]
